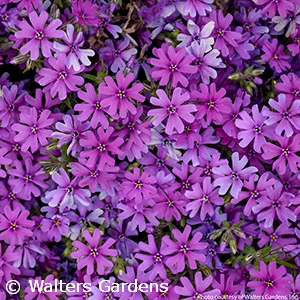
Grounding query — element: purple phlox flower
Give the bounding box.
[14,10,63,60]
[0,206,34,245]
[96,196,119,228]
[36,52,85,100]
[100,71,145,118]
[108,220,138,260]
[75,82,110,129]
[0,147,11,178]
[45,168,91,213]
[191,83,231,127]
[52,114,90,156]
[177,20,215,49]
[262,93,300,137]
[181,126,220,167]
[135,234,168,281]
[11,107,54,153]
[79,126,124,170]
[53,24,95,71]
[146,279,178,300]
[257,223,297,248]
[0,84,26,128]
[170,164,202,194]
[255,0,294,18]
[32,216,50,242]
[234,28,255,59]
[188,40,225,84]
[0,5,20,30]
[286,273,300,298]
[10,0,40,13]
[185,177,224,220]
[118,202,159,232]
[72,0,99,26]
[14,239,46,269]
[24,274,62,300]
[252,182,296,228]
[20,89,62,120]
[65,209,104,241]
[0,244,20,283]
[275,72,300,101]
[235,7,269,34]
[175,272,220,298]
[272,6,300,37]
[99,37,137,73]
[183,0,213,17]
[232,172,275,216]
[212,274,242,296]
[262,134,300,174]
[119,167,157,205]
[8,158,49,200]
[261,38,291,73]
[70,161,119,194]
[160,225,207,273]
[148,88,196,135]
[213,152,258,198]
[209,10,242,57]
[153,190,188,222]
[235,104,274,153]
[148,43,197,88]
[247,261,291,296]
[71,228,117,275]
[0,181,25,211]
[288,28,300,55]
[116,106,152,161]
[278,165,300,194]
[97,13,122,38]
[200,152,228,180]
[41,214,70,242]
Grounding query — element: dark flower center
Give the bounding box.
[35,31,44,39]
[208,100,214,108]
[283,111,289,118]
[293,90,300,96]
[209,249,216,255]
[273,201,279,208]
[204,167,211,175]
[169,64,177,71]
[244,24,250,30]
[31,125,37,133]
[59,71,67,79]
[194,293,202,299]
[266,279,274,287]
[157,159,164,166]
[273,53,278,60]
[9,192,16,199]
[13,144,20,151]
[117,90,125,98]
[251,190,259,198]
[71,45,77,52]
[98,143,106,151]
[231,172,239,180]
[154,253,162,261]
[163,138,170,145]
[9,104,14,111]
[80,13,86,20]
[25,175,31,181]
[72,131,79,138]
[193,34,201,42]
[99,19,106,27]
[96,102,101,109]
[119,234,125,241]
[180,244,189,252]
[168,106,176,114]
[90,248,99,257]
[91,171,98,177]
[217,29,224,36]
[10,222,18,230]
[54,220,60,226]
[183,181,190,188]
[254,126,261,133]
[270,234,277,241]
[67,186,73,194]
[167,199,174,206]
[135,181,143,189]
[202,195,208,201]
[128,123,135,130]
[114,51,120,57]
[282,148,289,156]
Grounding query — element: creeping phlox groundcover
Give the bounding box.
[1,0,300,298]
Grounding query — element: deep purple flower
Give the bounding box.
[72,0,99,26]
[161,225,207,273]
[247,261,291,296]
[14,10,63,60]
[41,214,70,242]
[0,147,11,178]
[183,0,213,17]
[212,274,242,296]
[71,228,117,275]
[213,152,258,198]
[53,24,95,71]
[275,73,300,101]
[148,43,197,88]
[0,244,21,283]
[255,0,294,18]
[148,88,196,135]
[0,206,34,245]
[100,71,145,118]
[36,53,84,100]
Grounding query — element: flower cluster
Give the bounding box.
[0,0,300,299]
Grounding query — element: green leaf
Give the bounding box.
[275,258,297,269]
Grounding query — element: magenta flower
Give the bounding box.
[212,274,242,296]
[256,0,294,18]
[0,147,11,178]
[213,152,258,198]
[11,107,54,153]
[183,0,213,17]
[247,261,291,296]
[262,134,300,175]
[100,71,145,118]
[185,177,224,220]
[53,24,95,71]
[0,206,34,245]
[148,88,197,135]
[14,10,63,60]
[71,228,117,275]
[161,225,207,273]
[119,167,157,205]
[235,104,273,153]
[8,158,49,200]
[262,93,300,137]
[72,0,99,26]
[275,73,300,101]
[79,126,124,171]
[75,83,110,129]
[36,53,85,100]
[0,244,20,283]
[192,83,231,127]
[252,182,296,228]
[41,214,70,242]
[261,38,291,73]
[148,43,197,88]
